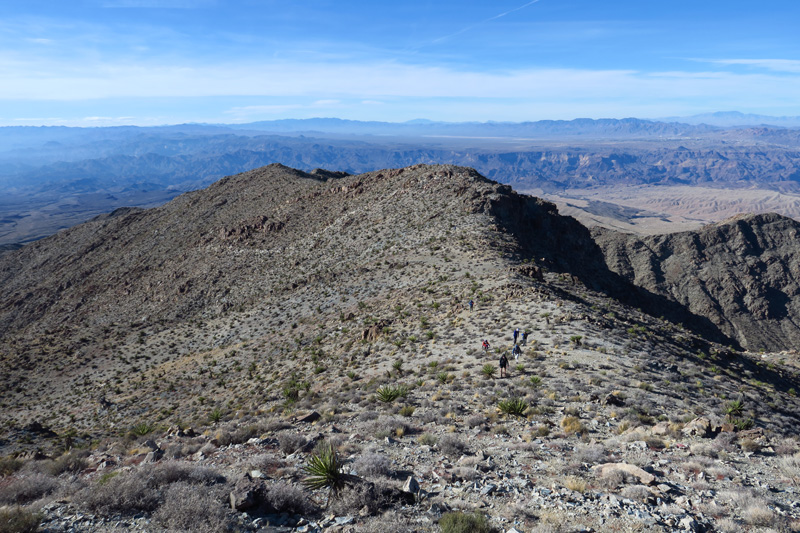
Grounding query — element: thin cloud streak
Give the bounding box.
[432,0,541,44]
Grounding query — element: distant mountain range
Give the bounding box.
[1,115,800,245]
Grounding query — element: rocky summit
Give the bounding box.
[1,163,800,533]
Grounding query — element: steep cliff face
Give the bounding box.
[593,213,800,351]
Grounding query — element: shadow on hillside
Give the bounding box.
[489,192,739,349]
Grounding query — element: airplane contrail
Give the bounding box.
[431,0,541,44]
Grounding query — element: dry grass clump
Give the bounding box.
[562,475,587,493]
[152,481,233,532]
[0,472,60,505]
[560,415,586,435]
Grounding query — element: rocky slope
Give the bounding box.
[594,213,800,351]
[1,164,800,532]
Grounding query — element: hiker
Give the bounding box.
[468,299,474,311]
[499,353,509,378]
[513,328,519,344]
[482,339,490,353]
[521,330,528,346]
[512,343,521,361]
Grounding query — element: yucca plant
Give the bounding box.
[725,399,745,421]
[209,407,223,424]
[376,384,408,403]
[132,421,155,436]
[302,442,349,506]
[481,364,496,378]
[498,397,528,417]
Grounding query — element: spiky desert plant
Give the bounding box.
[481,364,497,379]
[375,384,408,403]
[725,399,745,421]
[132,421,155,436]
[498,397,528,417]
[208,408,223,424]
[302,442,347,505]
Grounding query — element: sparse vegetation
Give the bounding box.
[498,397,528,417]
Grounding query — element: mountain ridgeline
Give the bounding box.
[1,164,798,354]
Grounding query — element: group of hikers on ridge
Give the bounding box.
[483,327,528,378]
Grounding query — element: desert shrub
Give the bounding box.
[742,502,775,527]
[40,449,89,476]
[78,461,225,514]
[438,435,468,458]
[573,444,606,464]
[466,414,487,428]
[152,482,233,533]
[263,419,293,433]
[369,416,411,438]
[453,467,477,481]
[278,432,308,454]
[596,469,626,489]
[778,452,800,485]
[266,481,317,515]
[352,453,392,478]
[740,438,762,453]
[0,506,42,533]
[399,405,415,417]
[149,461,225,486]
[0,472,59,504]
[712,432,738,453]
[620,484,652,503]
[0,456,23,476]
[328,478,393,516]
[352,514,420,533]
[417,433,437,446]
[79,468,159,513]
[481,364,496,378]
[439,511,498,533]
[357,411,379,422]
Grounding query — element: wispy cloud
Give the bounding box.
[693,58,800,74]
[432,0,541,44]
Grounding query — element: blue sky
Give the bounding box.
[1,0,799,126]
